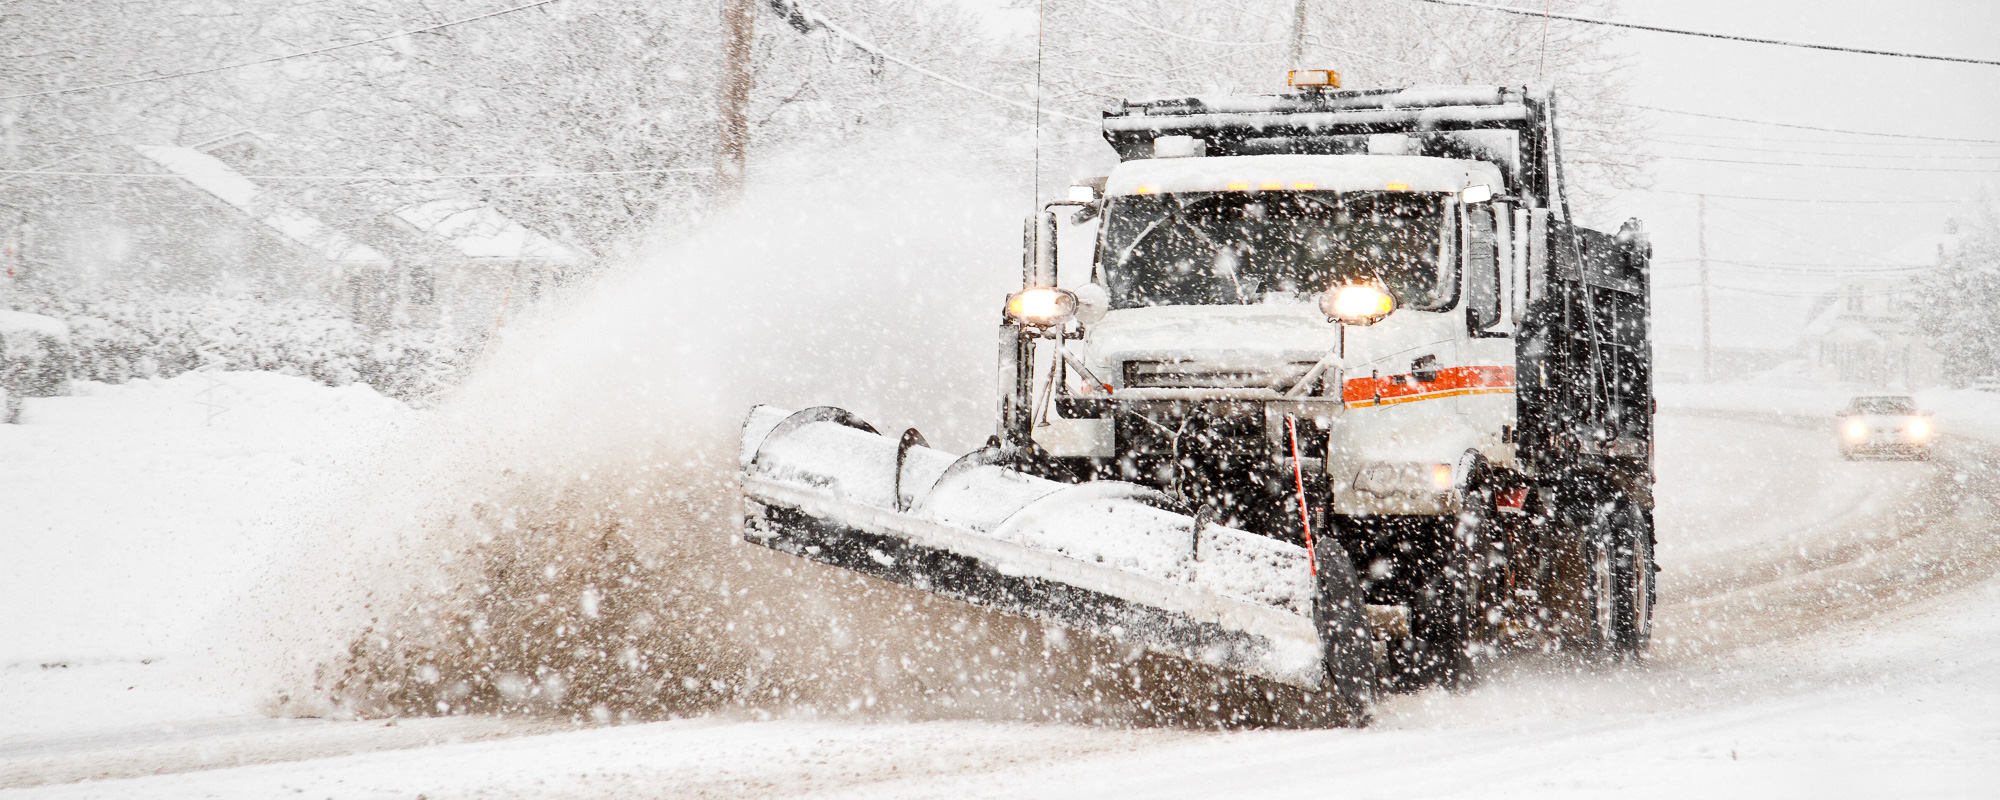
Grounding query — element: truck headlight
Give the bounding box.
[1353,461,1454,497]
[1908,419,1930,439]
[1844,420,1868,440]
[1006,287,1077,327]
[1319,281,1396,326]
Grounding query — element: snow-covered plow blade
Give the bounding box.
[739,406,1373,721]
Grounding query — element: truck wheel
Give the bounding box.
[1451,482,1507,672]
[1613,504,1656,652]
[1403,524,1472,688]
[1311,532,1375,725]
[1585,498,1653,655]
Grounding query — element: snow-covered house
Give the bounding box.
[6,132,584,334]
[377,193,583,329]
[1798,233,1951,390]
[2,141,371,303]
[133,145,403,324]
[184,133,584,332]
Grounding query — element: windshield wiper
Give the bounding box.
[1137,203,1250,303]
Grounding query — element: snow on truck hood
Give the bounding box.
[1085,304,1339,367]
[1103,154,1504,197]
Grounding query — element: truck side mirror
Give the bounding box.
[1073,283,1109,325]
[1462,204,1502,332]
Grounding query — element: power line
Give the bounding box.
[1650,139,2000,161]
[1656,190,1969,205]
[1656,283,1916,297]
[1649,131,2000,150]
[1406,0,2000,66]
[1576,146,2000,171]
[1656,257,1926,268]
[1656,259,1934,275]
[1649,154,2000,174]
[767,0,1088,122]
[1632,105,2000,145]
[0,0,568,101]
[1724,204,1922,264]
[1074,0,1281,47]
[0,168,708,182]
[0,137,1096,182]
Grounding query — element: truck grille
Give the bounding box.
[1123,360,1320,390]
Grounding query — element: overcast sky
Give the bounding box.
[951,0,2000,354]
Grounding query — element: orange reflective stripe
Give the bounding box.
[1343,365,1515,408]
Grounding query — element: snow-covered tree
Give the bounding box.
[1913,203,2000,383]
[214,0,1022,261]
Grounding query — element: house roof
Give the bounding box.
[133,146,391,267]
[389,195,582,264]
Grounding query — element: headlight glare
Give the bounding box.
[1319,281,1397,326]
[1844,420,1868,440]
[1005,287,1077,327]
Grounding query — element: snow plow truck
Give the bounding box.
[738,74,1656,726]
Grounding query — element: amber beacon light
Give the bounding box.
[1288,69,1341,88]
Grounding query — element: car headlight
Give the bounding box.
[1005,287,1077,327]
[1845,420,1868,440]
[1318,281,1397,326]
[1908,419,1930,439]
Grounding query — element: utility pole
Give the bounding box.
[715,0,757,205]
[1698,193,1712,383]
[1288,0,1309,66]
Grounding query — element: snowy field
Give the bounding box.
[4,378,1999,797]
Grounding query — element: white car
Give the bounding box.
[1837,395,1933,461]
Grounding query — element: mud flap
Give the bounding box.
[1312,536,1375,722]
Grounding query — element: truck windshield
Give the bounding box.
[1098,191,1448,310]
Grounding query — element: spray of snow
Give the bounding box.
[237,167,1318,727]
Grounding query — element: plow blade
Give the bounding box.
[739,406,1374,714]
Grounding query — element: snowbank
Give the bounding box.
[0,309,69,339]
[0,371,408,740]
[14,289,469,404]
[0,371,406,664]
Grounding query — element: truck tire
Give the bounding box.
[1312,532,1376,724]
[1613,504,1656,652]
[1399,465,1505,689]
[1451,480,1508,671]
[1585,496,1653,654]
[1403,524,1471,688]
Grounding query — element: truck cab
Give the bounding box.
[1074,152,1518,524]
[1001,81,1656,675]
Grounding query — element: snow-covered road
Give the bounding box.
[4,384,1998,798]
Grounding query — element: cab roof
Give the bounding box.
[1103,154,1506,198]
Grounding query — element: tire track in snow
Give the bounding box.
[1650,416,2000,661]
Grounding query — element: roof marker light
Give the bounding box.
[1260,181,1284,191]
[1288,69,1341,88]
[1292,182,1317,190]
[1226,182,1251,191]
[1385,182,1410,191]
